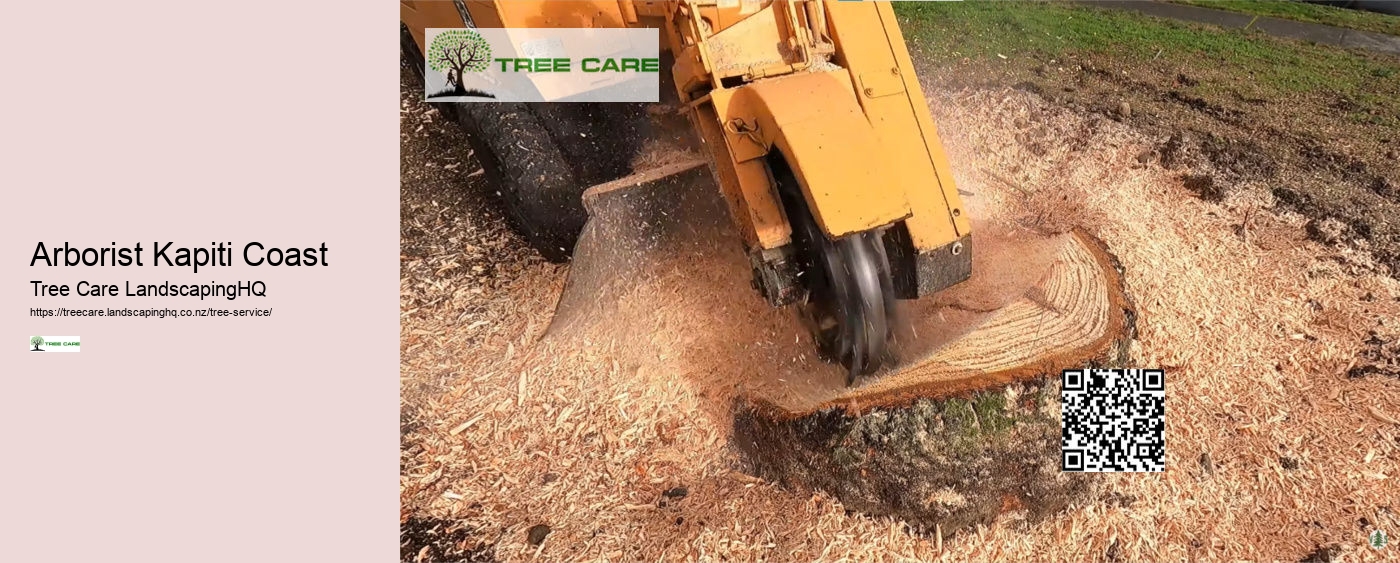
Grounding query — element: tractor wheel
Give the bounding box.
[454,102,587,263]
[401,23,458,123]
[400,23,425,86]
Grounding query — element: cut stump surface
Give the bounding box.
[734,228,1136,535]
[549,169,1136,536]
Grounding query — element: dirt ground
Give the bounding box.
[916,51,1400,277]
[400,50,1400,562]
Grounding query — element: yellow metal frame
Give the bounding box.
[713,70,910,239]
[401,0,970,254]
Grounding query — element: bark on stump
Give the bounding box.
[733,229,1136,535]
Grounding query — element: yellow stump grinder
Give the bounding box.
[402,1,973,383]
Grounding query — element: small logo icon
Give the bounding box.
[427,28,496,99]
[28,336,80,353]
[421,28,660,102]
[1372,529,1388,550]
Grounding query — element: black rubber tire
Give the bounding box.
[528,104,644,186]
[453,102,587,263]
[400,23,425,87]
[401,23,458,123]
[405,22,583,262]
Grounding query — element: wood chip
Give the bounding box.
[449,414,484,436]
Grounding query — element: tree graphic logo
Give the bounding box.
[1372,529,1389,550]
[426,29,496,99]
[30,336,44,351]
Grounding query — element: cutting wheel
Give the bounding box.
[774,158,896,384]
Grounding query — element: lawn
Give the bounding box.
[894,1,1400,122]
[1172,0,1400,36]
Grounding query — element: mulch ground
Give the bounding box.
[399,59,1400,562]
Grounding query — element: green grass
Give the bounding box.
[894,1,1400,113]
[1171,0,1400,36]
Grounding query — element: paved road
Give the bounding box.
[1091,0,1400,57]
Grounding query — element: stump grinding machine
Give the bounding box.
[402,1,973,384]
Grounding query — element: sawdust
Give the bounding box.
[401,65,1400,560]
[628,138,703,173]
[545,174,1118,418]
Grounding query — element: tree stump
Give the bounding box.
[733,229,1136,535]
[549,168,1136,534]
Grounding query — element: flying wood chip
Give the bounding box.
[548,170,1136,536]
[742,228,1133,417]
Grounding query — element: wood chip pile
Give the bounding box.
[401,77,1400,561]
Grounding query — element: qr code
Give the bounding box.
[1061,368,1164,472]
